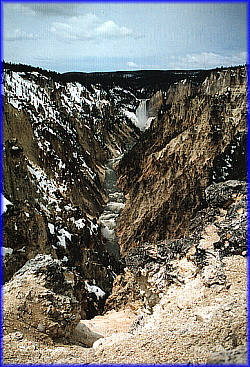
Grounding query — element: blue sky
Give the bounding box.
[3,1,247,73]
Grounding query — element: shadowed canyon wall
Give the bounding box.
[3,67,140,317]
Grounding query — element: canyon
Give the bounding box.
[2,63,247,364]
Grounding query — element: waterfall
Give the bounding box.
[136,100,148,130]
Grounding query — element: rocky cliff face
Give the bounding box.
[116,66,246,255]
[3,67,140,315]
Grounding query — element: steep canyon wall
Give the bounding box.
[116,66,246,256]
[3,67,140,317]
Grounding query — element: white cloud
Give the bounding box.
[5,28,41,41]
[127,61,140,68]
[169,52,247,70]
[97,20,132,39]
[50,13,134,43]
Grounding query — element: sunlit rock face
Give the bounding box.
[116,66,246,255]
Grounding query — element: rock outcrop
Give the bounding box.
[72,322,103,347]
[3,253,246,364]
[122,179,246,311]
[4,255,81,341]
[3,254,118,344]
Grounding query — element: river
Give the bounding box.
[99,101,147,260]
[99,155,125,261]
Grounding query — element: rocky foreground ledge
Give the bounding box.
[3,256,247,364]
[3,180,247,364]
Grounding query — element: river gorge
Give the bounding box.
[99,156,125,261]
[2,63,247,364]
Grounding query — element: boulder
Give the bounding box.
[72,322,103,347]
[4,254,81,341]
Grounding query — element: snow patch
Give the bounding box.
[1,194,13,215]
[90,221,99,235]
[48,223,55,234]
[57,228,72,249]
[74,218,86,229]
[2,247,13,257]
[85,281,106,300]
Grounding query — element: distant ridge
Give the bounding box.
[3,61,244,98]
